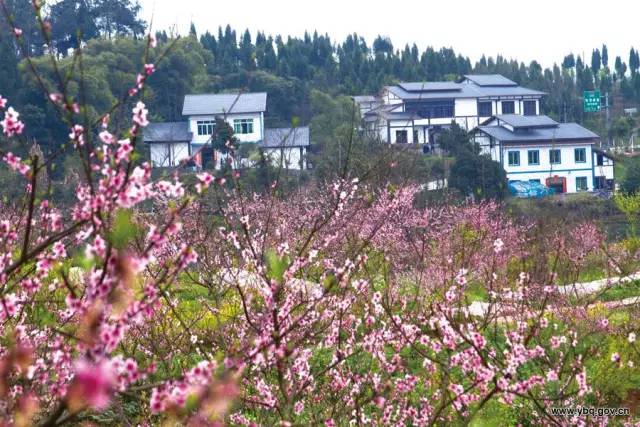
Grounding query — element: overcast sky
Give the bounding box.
[139,0,635,69]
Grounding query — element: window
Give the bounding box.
[574,147,586,163]
[550,149,561,164]
[395,130,408,143]
[501,101,515,114]
[529,179,541,184]
[233,119,254,134]
[507,150,520,166]
[197,120,214,136]
[576,176,588,192]
[405,100,455,119]
[413,129,419,144]
[527,150,540,165]
[478,101,492,117]
[596,153,604,166]
[523,100,537,116]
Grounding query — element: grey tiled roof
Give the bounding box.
[143,122,192,143]
[182,92,267,116]
[477,122,599,143]
[261,127,310,148]
[463,74,518,87]
[386,82,544,100]
[352,95,377,103]
[493,114,559,129]
[398,82,461,92]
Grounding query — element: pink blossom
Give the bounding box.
[132,102,149,127]
[1,107,25,137]
[69,124,85,146]
[195,172,214,194]
[68,359,116,410]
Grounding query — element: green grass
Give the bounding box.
[596,279,640,302]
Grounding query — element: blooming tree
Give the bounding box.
[0,3,637,426]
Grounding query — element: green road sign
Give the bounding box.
[584,90,601,112]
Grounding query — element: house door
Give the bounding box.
[395,130,408,144]
[545,176,566,194]
[201,146,214,169]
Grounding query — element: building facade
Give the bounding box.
[355,74,545,152]
[144,92,311,170]
[472,115,614,194]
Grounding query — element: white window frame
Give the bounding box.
[197,120,215,136]
[507,150,520,166]
[233,118,254,134]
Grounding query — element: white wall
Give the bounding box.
[188,112,263,144]
[149,142,190,167]
[263,147,306,170]
[501,143,594,193]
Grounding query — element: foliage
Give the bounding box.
[441,124,507,200]
[620,158,640,194]
[0,4,639,426]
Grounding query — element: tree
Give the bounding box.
[630,48,639,75]
[621,159,640,194]
[238,29,255,70]
[615,56,627,79]
[438,122,477,156]
[602,44,609,68]
[562,53,575,69]
[449,149,507,199]
[93,0,145,39]
[49,0,98,54]
[591,48,601,74]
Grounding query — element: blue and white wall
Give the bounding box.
[475,134,598,193]
[187,112,264,145]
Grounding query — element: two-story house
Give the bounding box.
[144,92,311,170]
[471,114,614,194]
[356,74,545,152]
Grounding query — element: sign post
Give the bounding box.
[583,90,601,112]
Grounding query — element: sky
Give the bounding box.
[139,0,636,69]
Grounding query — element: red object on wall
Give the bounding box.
[545,176,567,193]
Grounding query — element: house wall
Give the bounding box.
[498,143,595,193]
[188,112,264,144]
[263,147,306,170]
[149,142,190,167]
[374,96,541,144]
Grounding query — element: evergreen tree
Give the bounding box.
[614,56,627,79]
[591,48,601,73]
[239,29,255,70]
[562,53,575,69]
[93,0,145,39]
[630,48,640,75]
[602,44,609,68]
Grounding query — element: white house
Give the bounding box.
[355,74,545,153]
[261,127,311,170]
[144,92,311,170]
[143,122,192,167]
[471,114,614,194]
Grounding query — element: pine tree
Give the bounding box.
[630,48,640,75]
[591,49,601,73]
[562,53,575,69]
